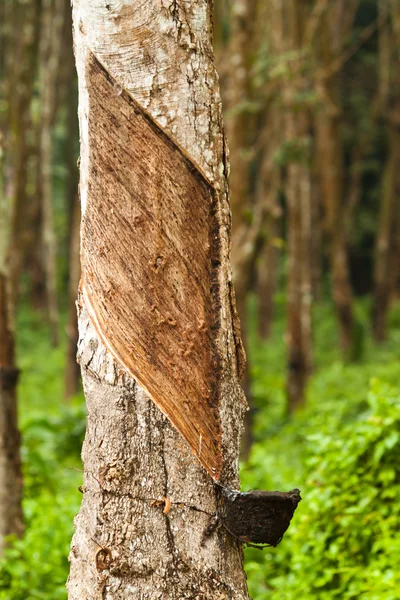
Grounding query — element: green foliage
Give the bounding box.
[3,301,400,599]
[0,310,85,600]
[242,299,400,600]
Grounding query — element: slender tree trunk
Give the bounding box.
[373,125,400,340]
[372,0,400,341]
[280,1,314,412]
[6,0,40,306]
[0,273,23,554]
[316,108,354,355]
[284,108,313,412]
[315,1,360,357]
[0,0,41,552]
[38,0,65,345]
[223,0,258,456]
[310,160,323,302]
[257,109,282,340]
[68,1,249,597]
[0,43,23,548]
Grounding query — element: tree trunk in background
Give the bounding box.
[38,0,65,346]
[316,109,354,355]
[68,0,249,597]
[372,130,400,341]
[310,161,323,302]
[0,32,23,546]
[257,109,282,340]
[315,1,359,357]
[0,0,42,553]
[284,105,313,412]
[225,0,257,297]
[373,0,400,341]
[222,0,258,457]
[6,0,40,306]
[0,274,23,554]
[279,1,313,412]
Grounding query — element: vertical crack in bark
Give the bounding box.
[161,425,180,594]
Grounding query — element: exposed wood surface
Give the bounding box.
[82,53,222,478]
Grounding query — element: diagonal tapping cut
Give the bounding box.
[81,51,223,479]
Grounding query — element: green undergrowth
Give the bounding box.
[1,300,400,599]
[0,308,85,599]
[242,297,400,599]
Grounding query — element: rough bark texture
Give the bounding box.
[68,0,249,598]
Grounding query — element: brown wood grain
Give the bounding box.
[82,52,222,479]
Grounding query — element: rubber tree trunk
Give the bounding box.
[6,0,40,308]
[0,0,38,554]
[0,275,22,554]
[38,0,65,346]
[256,108,282,340]
[223,0,258,456]
[372,0,400,341]
[282,0,314,412]
[315,1,360,357]
[67,1,249,598]
[316,109,354,356]
[285,109,313,413]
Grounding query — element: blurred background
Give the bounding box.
[1,0,400,598]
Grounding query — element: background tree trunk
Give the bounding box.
[0,0,40,553]
[281,0,314,412]
[38,0,64,345]
[372,0,400,341]
[256,108,283,340]
[0,273,22,554]
[67,1,249,598]
[315,1,360,357]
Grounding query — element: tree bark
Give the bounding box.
[68,1,249,598]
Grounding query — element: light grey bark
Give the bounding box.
[67,1,249,598]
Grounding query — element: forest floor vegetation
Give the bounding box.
[0,297,399,599]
